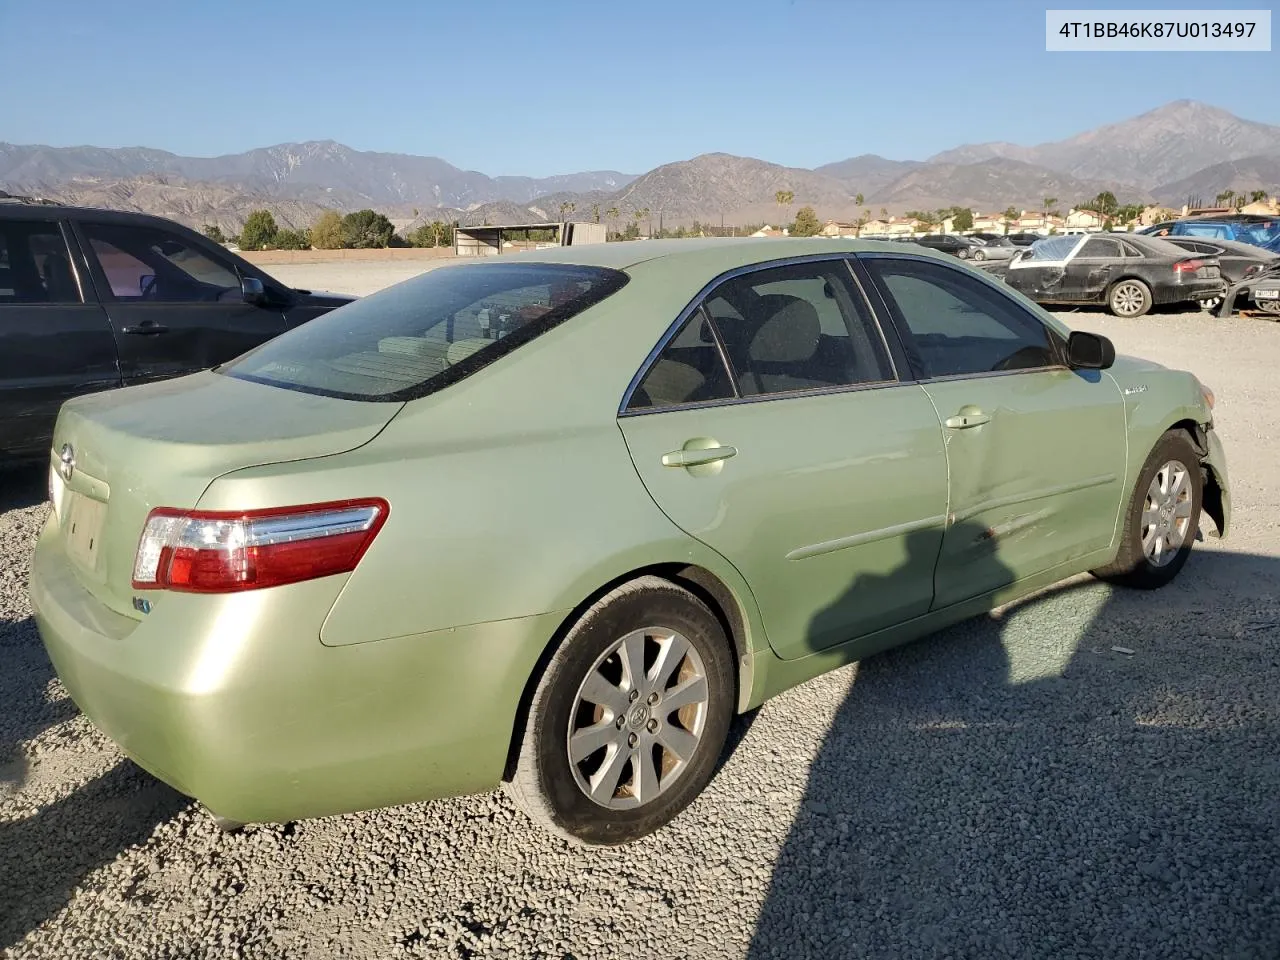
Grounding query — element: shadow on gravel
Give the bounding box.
[0,464,48,513]
[0,760,188,950]
[0,616,78,793]
[748,543,1280,960]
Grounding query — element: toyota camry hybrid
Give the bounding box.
[30,238,1230,845]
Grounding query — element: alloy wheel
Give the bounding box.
[1112,282,1147,317]
[567,628,709,809]
[1141,459,1193,567]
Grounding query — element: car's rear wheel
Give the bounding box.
[504,576,734,845]
[1108,278,1153,317]
[1256,299,1280,316]
[1092,430,1203,589]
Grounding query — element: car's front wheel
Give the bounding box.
[504,576,735,845]
[1108,278,1152,317]
[1092,430,1203,589]
[973,248,986,261]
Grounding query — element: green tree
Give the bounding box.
[1215,189,1236,207]
[591,203,601,223]
[791,206,822,237]
[559,201,576,221]
[273,228,310,250]
[952,207,974,232]
[1002,206,1019,235]
[238,209,278,251]
[341,209,395,248]
[310,211,344,249]
[1249,189,1268,205]
[201,223,226,244]
[1042,196,1058,222]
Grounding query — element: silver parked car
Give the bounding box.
[971,237,1019,261]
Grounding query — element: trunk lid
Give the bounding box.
[47,371,401,618]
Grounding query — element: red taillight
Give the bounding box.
[132,498,389,593]
[1174,259,1203,273]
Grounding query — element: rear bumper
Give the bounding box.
[30,514,564,823]
[1156,278,1226,304]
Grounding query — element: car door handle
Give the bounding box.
[944,412,991,429]
[121,323,170,336]
[661,445,738,468]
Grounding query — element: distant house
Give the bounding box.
[859,218,892,236]
[1241,197,1280,216]
[751,225,788,238]
[884,216,920,237]
[820,220,862,238]
[1065,208,1105,230]
[1138,205,1178,226]
[971,212,1012,233]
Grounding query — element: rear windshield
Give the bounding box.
[221,261,628,401]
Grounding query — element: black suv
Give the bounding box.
[0,200,353,461]
[912,234,980,259]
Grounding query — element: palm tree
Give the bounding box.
[1002,206,1019,236]
[1043,196,1058,228]
[775,190,794,230]
[1249,189,1268,205]
[1215,190,1235,209]
[591,203,600,223]
[606,206,620,235]
[559,201,576,222]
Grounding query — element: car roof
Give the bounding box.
[500,236,952,274]
[0,200,204,232]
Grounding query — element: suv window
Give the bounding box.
[1079,237,1122,258]
[80,222,240,301]
[223,261,627,401]
[704,261,891,399]
[0,221,81,304]
[867,257,1057,378]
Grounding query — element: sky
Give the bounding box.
[1,0,1277,177]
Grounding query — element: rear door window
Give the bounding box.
[0,220,81,303]
[222,262,628,401]
[1079,238,1122,258]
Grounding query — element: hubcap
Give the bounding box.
[567,628,709,809]
[1113,283,1145,316]
[1141,459,1193,567]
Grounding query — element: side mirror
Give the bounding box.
[240,276,267,305]
[1066,330,1115,369]
[139,274,157,297]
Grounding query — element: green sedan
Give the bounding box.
[30,238,1230,845]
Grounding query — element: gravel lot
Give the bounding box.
[2,265,1277,959]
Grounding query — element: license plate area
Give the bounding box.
[64,490,108,571]
[1255,288,1279,300]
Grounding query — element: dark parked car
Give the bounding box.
[1160,236,1280,311]
[0,200,353,461]
[1001,233,1225,317]
[912,233,981,259]
[1005,232,1044,246]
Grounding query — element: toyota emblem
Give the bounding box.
[58,443,75,482]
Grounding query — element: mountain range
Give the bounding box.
[3,100,1279,232]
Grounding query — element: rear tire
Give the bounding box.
[1092,430,1202,589]
[1108,278,1152,318]
[504,576,735,845]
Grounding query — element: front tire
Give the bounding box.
[1092,430,1203,589]
[1108,278,1153,318]
[504,576,735,845]
[973,249,986,261]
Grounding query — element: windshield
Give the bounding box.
[221,261,628,401]
[1022,236,1080,261]
[1240,222,1280,245]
